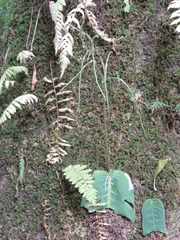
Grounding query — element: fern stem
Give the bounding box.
[49,59,59,137]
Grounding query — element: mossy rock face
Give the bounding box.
[0,0,179,239]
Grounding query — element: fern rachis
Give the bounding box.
[44,76,74,164]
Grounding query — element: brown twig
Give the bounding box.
[26,0,36,49]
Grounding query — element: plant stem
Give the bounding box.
[116,71,147,138]
[30,6,42,52]
[102,53,112,171]
[77,51,92,112]
[59,60,92,93]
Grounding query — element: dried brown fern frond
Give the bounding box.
[65,4,85,31]
[85,9,115,43]
[44,76,74,164]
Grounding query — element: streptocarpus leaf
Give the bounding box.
[142,199,166,236]
[81,170,135,223]
[153,157,170,191]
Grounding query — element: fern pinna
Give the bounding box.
[44,76,74,164]
[49,0,114,78]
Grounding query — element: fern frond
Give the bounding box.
[0,94,38,125]
[59,33,74,77]
[148,101,169,113]
[63,165,98,204]
[0,66,28,93]
[17,50,35,64]
[65,5,84,31]
[85,9,114,43]
[49,0,66,23]
[18,156,25,185]
[44,76,74,164]
[168,0,180,33]
[4,80,16,89]
[46,146,66,164]
[46,134,71,164]
[54,12,65,54]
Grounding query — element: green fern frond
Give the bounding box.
[0,94,38,125]
[18,156,25,185]
[49,0,66,23]
[0,66,28,93]
[63,165,98,204]
[149,101,169,113]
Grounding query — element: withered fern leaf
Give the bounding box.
[44,76,74,164]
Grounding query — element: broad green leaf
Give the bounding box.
[153,157,170,191]
[81,170,135,223]
[142,199,166,236]
[124,0,130,13]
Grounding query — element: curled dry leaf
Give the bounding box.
[31,64,38,91]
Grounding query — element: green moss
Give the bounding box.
[0,0,179,239]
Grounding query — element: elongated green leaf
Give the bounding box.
[153,157,170,191]
[81,170,135,223]
[142,199,166,236]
